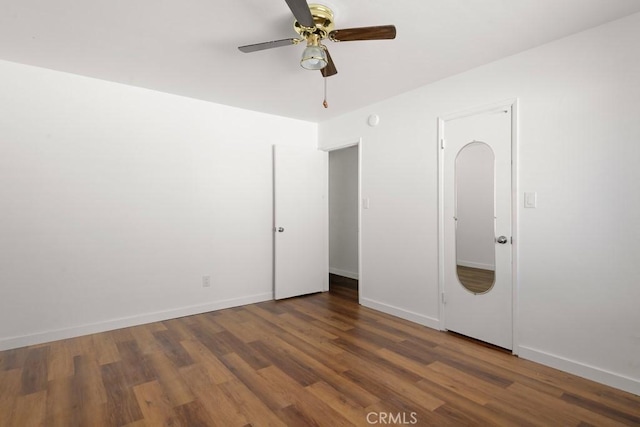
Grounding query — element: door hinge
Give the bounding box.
[440,138,446,149]
[441,292,446,304]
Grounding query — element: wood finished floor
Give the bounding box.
[1,277,640,426]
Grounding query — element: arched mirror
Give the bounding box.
[455,141,496,294]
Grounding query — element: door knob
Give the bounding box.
[277,227,285,232]
[496,236,508,244]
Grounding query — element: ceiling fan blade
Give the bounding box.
[284,0,315,28]
[238,38,299,53]
[329,25,396,42]
[321,48,337,77]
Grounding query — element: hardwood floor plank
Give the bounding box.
[416,378,534,427]
[433,402,502,427]
[180,339,237,385]
[21,346,49,395]
[0,368,22,426]
[173,399,221,427]
[492,381,629,427]
[220,354,293,410]
[257,365,355,426]
[0,347,29,371]
[425,360,509,405]
[71,355,109,425]
[218,378,288,427]
[333,337,424,384]
[2,275,639,426]
[341,325,402,352]
[271,325,350,374]
[128,324,165,355]
[561,391,640,425]
[378,349,490,405]
[342,366,445,412]
[249,340,320,387]
[306,380,368,425]
[152,330,194,368]
[179,362,248,426]
[262,334,379,408]
[275,404,324,427]
[9,389,47,427]
[212,330,271,370]
[116,340,157,387]
[593,388,640,417]
[253,300,290,315]
[435,349,514,388]
[73,355,108,404]
[191,312,226,335]
[101,361,145,427]
[385,338,440,365]
[161,317,197,342]
[247,305,342,355]
[290,298,355,332]
[209,310,264,343]
[147,350,195,407]
[47,340,75,381]
[45,376,80,427]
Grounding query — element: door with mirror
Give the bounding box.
[442,106,513,350]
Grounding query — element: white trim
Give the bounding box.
[510,99,520,355]
[0,292,272,351]
[519,346,640,396]
[361,297,441,331]
[440,99,518,122]
[437,98,519,352]
[322,149,330,292]
[357,140,363,304]
[329,267,359,280]
[437,118,446,331]
[323,139,360,151]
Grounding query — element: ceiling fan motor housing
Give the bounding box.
[293,4,335,40]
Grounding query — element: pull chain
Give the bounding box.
[322,77,328,109]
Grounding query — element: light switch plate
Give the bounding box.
[362,198,370,209]
[524,192,537,208]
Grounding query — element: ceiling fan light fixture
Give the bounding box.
[300,37,327,70]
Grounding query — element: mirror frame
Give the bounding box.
[454,140,497,295]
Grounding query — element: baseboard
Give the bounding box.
[360,297,440,331]
[519,345,640,396]
[457,260,495,271]
[329,267,359,280]
[0,292,273,351]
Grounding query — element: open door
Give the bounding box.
[273,145,327,299]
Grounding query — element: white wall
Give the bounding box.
[456,142,496,270]
[319,13,640,395]
[329,145,359,279]
[0,60,317,350]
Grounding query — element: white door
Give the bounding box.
[273,145,327,300]
[442,106,513,349]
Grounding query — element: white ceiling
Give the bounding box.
[1,0,639,122]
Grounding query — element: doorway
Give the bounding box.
[438,100,518,351]
[328,142,360,300]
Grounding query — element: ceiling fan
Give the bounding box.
[238,0,396,78]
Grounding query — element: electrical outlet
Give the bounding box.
[202,276,211,288]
